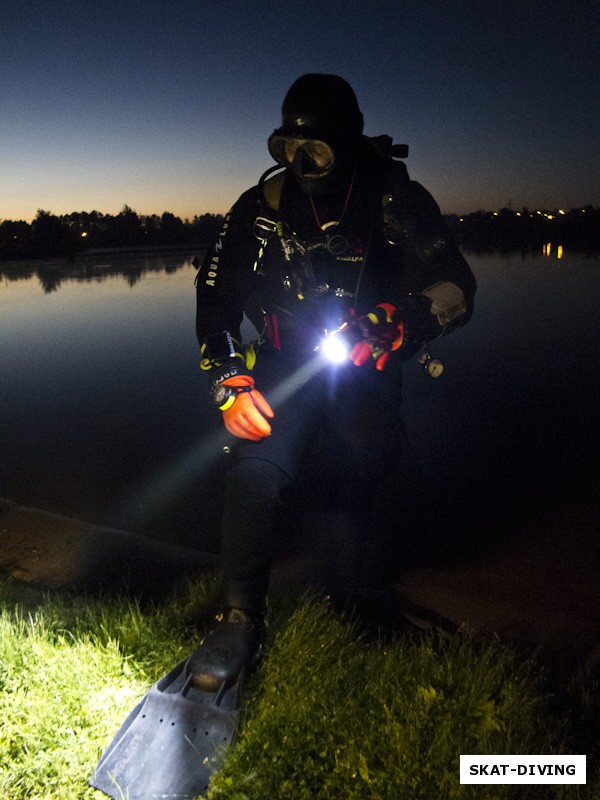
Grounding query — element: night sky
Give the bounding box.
[2,0,598,222]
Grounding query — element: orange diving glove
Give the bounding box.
[348,303,404,371]
[213,375,274,441]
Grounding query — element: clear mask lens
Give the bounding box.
[268,135,335,173]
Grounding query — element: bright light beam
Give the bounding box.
[117,352,333,525]
[113,423,235,526]
[267,352,330,407]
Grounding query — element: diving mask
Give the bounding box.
[268,134,335,177]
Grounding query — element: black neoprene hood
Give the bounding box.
[277,74,364,142]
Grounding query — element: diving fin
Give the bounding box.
[89,658,244,800]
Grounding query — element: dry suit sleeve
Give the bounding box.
[400,181,476,339]
[195,187,260,347]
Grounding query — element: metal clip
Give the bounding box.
[253,217,278,242]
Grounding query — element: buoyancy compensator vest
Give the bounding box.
[252,166,367,337]
[251,136,413,329]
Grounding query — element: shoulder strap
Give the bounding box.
[253,167,286,244]
[256,165,287,217]
[262,170,286,212]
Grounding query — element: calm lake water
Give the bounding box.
[1,248,598,556]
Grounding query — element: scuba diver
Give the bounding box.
[89,73,477,800]
[191,73,477,691]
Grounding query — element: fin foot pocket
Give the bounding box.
[185,608,264,693]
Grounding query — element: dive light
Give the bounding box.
[320,322,362,364]
[321,322,445,378]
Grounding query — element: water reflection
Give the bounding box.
[0,249,598,554]
[0,254,215,545]
[542,242,564,259]
[0,251,200,294]
[0,243,588,298]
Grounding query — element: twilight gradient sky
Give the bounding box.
[2,0,598,222]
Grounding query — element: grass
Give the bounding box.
[0,575,598,800]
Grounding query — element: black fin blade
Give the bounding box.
[89,661,240,800]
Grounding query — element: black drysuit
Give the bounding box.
[196,144,476,612]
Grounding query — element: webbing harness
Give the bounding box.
[252,137,410,316]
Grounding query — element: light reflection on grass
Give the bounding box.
[0,576,597,799]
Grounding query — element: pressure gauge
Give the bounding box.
[418,350,445,379]
[425,358,444,378]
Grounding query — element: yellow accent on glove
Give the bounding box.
[349,303,404,371]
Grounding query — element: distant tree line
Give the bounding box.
[1,204,598,261]
[0,206,225,261]
[446,205,599,253]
